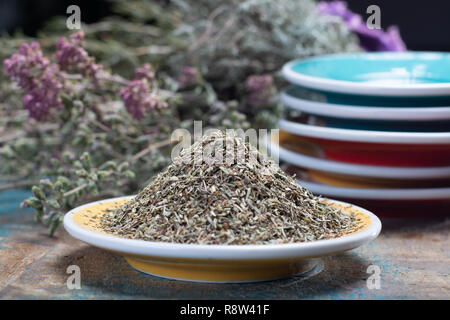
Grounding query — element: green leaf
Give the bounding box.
[23,197,43,210]
[118,162,129,172]
[48,199,61,209]
[123,170,136,179]
[75,169,89,178]
[97,170,111,179]
[80,152,92,171]
[43,211,58,226]
[0,145,15,158]
[100,161,117,170]
[34,207,44,223]
[57,176,72,187]
[39,179,53,190]
[48,215,62,236]
[32,186,45,200]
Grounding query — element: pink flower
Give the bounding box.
[120,64,167,119]
[245,74,274,107]
[4,42,63,120]
[134,63,155,81]
[178,66,200,88]
[55,30,103,80]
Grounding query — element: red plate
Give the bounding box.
[305,137,450,167]
[322,198,450,218]
[279,120,450,167]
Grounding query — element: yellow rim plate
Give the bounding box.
[64,196,381,282]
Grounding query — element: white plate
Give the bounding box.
[281,88,450,121]
[279,119,450,144]
[297,180,450,200]
[267,137,450,180]
[64,196,380,261]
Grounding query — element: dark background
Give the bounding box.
[0,0,449,51]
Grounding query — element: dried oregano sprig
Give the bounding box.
[1,31,175,235]
[22,152,135,235]
[102,131,360,245]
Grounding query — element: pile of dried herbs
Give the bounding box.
[102,131,360,244]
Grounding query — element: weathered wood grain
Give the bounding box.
[0,190,449,299]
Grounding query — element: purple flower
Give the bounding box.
[245,74,274,107]
[4,42,63,120]
[178,66,200,88]
[55,31,103,80]
[317,1,406,52]
[120,65,167,119]
[134,63,155,81]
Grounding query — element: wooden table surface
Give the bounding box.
[0,189,448,299]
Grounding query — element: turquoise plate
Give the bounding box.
[282,52,450,96]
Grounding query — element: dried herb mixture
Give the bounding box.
[101,131,360,244]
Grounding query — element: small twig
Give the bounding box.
[98,73,130,86]
[0,180,40,192]
[130,138,174,162]
[0,124,59,144]
[134,45,173,56]
[61,71,130,86]
[84,21,161,37]
[63,183,88,197]
[189,5,227,52]
[91,120,135,144]
[92,119,112,132]
[61,139,175,198]
[0,132,23,144]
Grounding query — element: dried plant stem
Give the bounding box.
[0,180,40,192]
[130,138,174,162]
[0,132,23,144]
[134,45,173,56]
[0,124,59,144]
[61,139,175,197]
[63,183,88,197]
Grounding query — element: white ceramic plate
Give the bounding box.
[297,180,450,200]
[63,196,381,282]
[267,137,450,180]
[279,119,450,144]
[64,196,380,259]
[281,88,450,121]
[282,52,450,96]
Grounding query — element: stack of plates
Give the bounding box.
[269,52,450,217]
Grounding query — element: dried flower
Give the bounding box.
[134,63,155,80]
[3,42,63,120]
[245,74,274,107]
[317,1,406,52]
[55,30,103,80]
[120,65,167,119]
[178,66,201,88]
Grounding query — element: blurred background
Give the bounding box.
[1,0,450,51]
[1,0,449,229]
